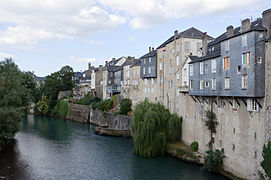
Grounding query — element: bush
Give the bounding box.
[114,111,121,116]
[203,148,226,172]
[120,98,132,115]
[190,141,199,151]
[112,94,118,108]
[36,93,49,115]
[52,100,69,118]
[131,100,182,157]
[93,99,113,112]
[261,142,271,179]
[74,94,101,105]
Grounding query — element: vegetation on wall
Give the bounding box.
[74,94,101,106]
[119,98,132,115]
[203,148,226,172]
[205,110,218,150]
[131,100,182,158]
[190,141,199,151]
[52,100,69,118]
[0,58,36,149]
[261,142,271,178]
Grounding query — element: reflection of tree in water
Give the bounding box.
[0,140,29,179]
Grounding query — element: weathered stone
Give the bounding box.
[66,103,90,123]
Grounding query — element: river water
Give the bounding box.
[0,115,228,180]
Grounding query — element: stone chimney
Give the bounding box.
[202,32,208,56]
[152,47,154,51]
[88,63,91,70]
[99,65,103,70]
[262,8,271,39]
[105,61,108,66]
[149,47,151,52]
[226,25,234,38]
[241,18,251,33]
[174,30,178,39]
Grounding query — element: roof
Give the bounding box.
[209,18,266,46]
[27,72,46,82]
[157,27,213,49]
[189,50,221,64]
[132,59,141,67]
[140,50,157,58]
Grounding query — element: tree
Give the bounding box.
[131,100,182,157]
[36,93,49,114]
[203,148,226,172]
[261,142,271,178]
[0,58,36,149]
[119,98,132,115]
[205,110,218,150]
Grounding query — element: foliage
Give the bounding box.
[52,100,69,118]
[131,100,182,157]
[74,94,101,105]
[205,110,218,150]
[37,65,74,111]
[36,93,49,115]
[190,141,199,151]
[114,111,121,116]
[119,98,132,115]
[0,58,36,149]
[168,113,182,143]
[203,148,226,172]
[261,142,271,179]
[112,94,118,108]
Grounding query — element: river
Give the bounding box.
[0,115,228,180]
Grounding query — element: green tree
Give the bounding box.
[205,110,218,150]
[131,100,182,157]
[261,142,271,178]
[119,98,132,115]
[52,100,69,118]
[0,58,36,149]
[36,93,49,114]
[203,149,226,172]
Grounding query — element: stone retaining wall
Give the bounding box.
[66,103,90,123]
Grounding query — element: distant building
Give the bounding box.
[28,71,46,86]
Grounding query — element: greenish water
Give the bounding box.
[0,115,228,180]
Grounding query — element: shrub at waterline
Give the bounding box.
[119,98,132,115]
[190,141,199,151]
[52,100,69,118]
[261,142,271,178]
[203,148,226,172]
[131,100,182,157]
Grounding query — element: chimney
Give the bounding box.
[88,63,91,70]
[152,47,154,51]
[202,32,208,56]
[226,25,234,38]
[174,30,178,39]
[105,61,108,66]
[149,47,151,52]
[262,8,271,39]
[241,18,251,33]
[99,65,103,70]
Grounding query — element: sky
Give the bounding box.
[0,0,270,77]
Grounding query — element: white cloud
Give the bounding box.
[98,0,260,29]
[0,0,125,47]
[0,52,16,60]
[85,40,104,45]
[69,56,97,63]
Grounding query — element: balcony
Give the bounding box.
[179,86,189,93]
[106,84,121,93]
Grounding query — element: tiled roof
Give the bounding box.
[140,50,157,58]
[157,27,213,49]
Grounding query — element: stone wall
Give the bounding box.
[66,103,90,123]
[58,90,72,100]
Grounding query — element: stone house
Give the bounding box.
[91,65,104,99]
[178,9,271,179]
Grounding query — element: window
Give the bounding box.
[242,74,248,89]
[237,65,241,74]
[211,59,216,73]
[258,57,262,64]
[190,80,193,90]
[169,65,172,74]
[212,78,216,90]
[159,51,163,58]
[176,43,180,51]
[225,40,229,51]
[205,63,208,74]
[160,62,162,70]
[225,77,230,89]
[205,81,209,87]
[151,88,154,93]
[176,56,180,66]
[148,88,150,93]
[144,88,147,93]
[247,99,259,112]
[242,52,250,66]
[143,67,146,75]
[144,58,146,64]
[151,78,154,85]
[200,62,204,74]
[176,72,180,82]
[197,43,202,54]
[149,67,151,74]
[190,64,193,76]
[259,33,263,39]
[176,88,180,97]
[223,57,230,70]
[185,42,190,52]
[242,34,247,47]
[200,80,203,90]
[233,99,239,110]
[149,57,151,63]
[169,80,172,88]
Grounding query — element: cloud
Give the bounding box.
[69,56,97,63]
[128,36,136,41]
[0,0,125,47]
[0,52,16,60]
[85,40,104,45]
[98,0,260,29]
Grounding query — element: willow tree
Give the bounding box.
[131,100,182,157]
[205,110,218,150]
